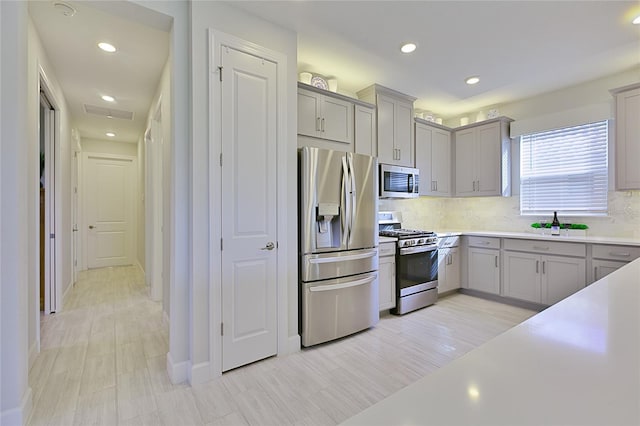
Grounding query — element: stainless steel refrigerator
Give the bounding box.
[299,147,379,347]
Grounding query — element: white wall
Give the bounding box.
[29,15,75,322]
[443,67,640,128]
[1,2,32,424]
[190,1,298,382]
[130,0,190,385]
[137,135,145,272]
[81,138,138,157]
[143,56,171,311]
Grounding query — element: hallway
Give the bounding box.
[28,266,535,425]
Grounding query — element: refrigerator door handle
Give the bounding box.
[308,275,376,292]
[347,154,356,246]
[341,155,350,247]
[308,250,377,264]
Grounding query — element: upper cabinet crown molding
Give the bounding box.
[610,82,640,190]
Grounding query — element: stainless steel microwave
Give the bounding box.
[379,164,419,198]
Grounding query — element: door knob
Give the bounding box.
[89,225,95,229]
[261,242,275,251]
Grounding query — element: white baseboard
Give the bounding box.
[28,339,39,371]
[1,386,33,426]
[62,279,74,309]
[285,334,301,354]
[189,361,214,385]
[166,351,188,385]
[136,260,145,275]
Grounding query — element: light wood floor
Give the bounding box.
[28,266,536,426]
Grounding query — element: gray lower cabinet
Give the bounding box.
[504,251,586,305]
[378,241,396,310]
[468,247,500,295]
[590,243,640,282]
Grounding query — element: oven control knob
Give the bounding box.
[404,241,412,247]
[417,239,424,245]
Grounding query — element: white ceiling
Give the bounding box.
[28,1,170,143]
[26,0,639,144]
[230,0,640,118]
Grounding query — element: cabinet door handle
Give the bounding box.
[536,260,539,273]
[608,252,630,258]
[476,180,480,191]
[594,266,597,278]
[397,148,401,160]
[316,117,320,131]
[434,180,438,191]
[321,118,325,132]
[542,261,546,274]
[495,255,498,267]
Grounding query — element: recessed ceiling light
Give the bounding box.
[101,95,115,102]
[465,76,480,85]
[400,43,417,54]
[633,15,640,25]
[106,132,116,137]
[98,42,117,53]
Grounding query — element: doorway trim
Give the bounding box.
[207,29,290,380]
[38,71,62,316]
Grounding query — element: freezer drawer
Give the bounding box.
[301,248,378,282]
[301,272,379,347]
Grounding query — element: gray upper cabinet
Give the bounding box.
[611,83,640,190]
[454,117,512,197]
[354,104,377,157]
[415,120,451,196]
[358,84,416,167]
[298,87,353,144]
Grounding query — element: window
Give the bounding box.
[520,121,608,216]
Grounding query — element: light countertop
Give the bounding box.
[342,258,640,425]
[435,230,640,246]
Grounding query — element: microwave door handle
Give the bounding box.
[341,155,350,247]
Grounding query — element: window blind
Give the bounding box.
[520,121,608,216]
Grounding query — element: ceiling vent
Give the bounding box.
[84,104,134,121]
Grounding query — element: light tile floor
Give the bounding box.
[28,266,536,425]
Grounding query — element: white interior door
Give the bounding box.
[220,45,278,372]
[84,154,135,268]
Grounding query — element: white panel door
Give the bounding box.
[85,155,134,268]
[221,46,278,372]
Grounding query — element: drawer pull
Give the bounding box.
[608,252,631,258]
[533,246,550,251]
[479,241,491,245]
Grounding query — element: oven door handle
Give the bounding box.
[399,245,438,255]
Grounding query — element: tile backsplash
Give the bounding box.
[380,190,640,239]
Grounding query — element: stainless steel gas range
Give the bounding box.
[379,212,439,315]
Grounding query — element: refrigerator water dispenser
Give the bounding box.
[316,203,339,248]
